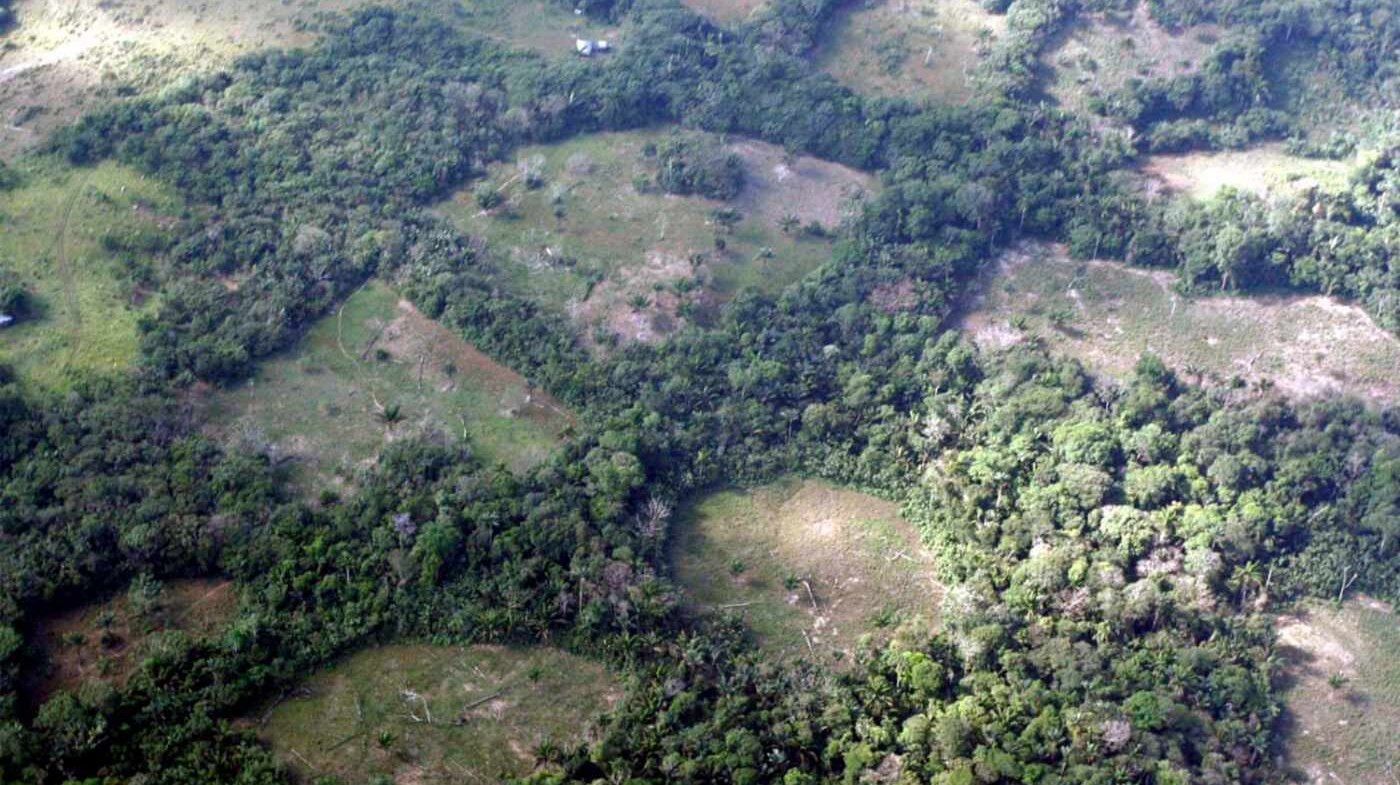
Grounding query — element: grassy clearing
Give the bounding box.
[0,0,607,158]
[1041,2,1218,118]
[436,128,871,349]
[1138,144,1354,201]
[29,578,237,703]
[679,0,766,24]
[204,280,572,493]
[1275,599,1400,785]
[670,477,941,664]
[0,159,180,388]
[954,241,1400,404]
[259,644,619,784]
[814,0,1006,106]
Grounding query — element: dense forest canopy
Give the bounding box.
[0,0,1397,783]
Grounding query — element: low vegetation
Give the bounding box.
[1275,599,1400,785]
[260,644,619,784]
[30,578,237,702]
[0,159,180,388]
[815,0,1006,106]
[205,280,571,492]
[679,0,765,25]
[956,241,1400,403]
[1138,144,1353,201]
[437,128,870,348]
[671,478,941,663]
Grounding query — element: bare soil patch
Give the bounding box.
[954,241,1400,404]
[672,477,941,665]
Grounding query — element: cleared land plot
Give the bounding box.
[671,478,941,664]
[814,0,1006,106]
[0,160,179,388]
[1042,2,1218,117]
[437,129,872,348]
[206,280,571,491]
[1275,599,1400,785]
[260,644,619,784]
[0,0,607,158]
[955,241,1400,403]
[1139,144,1353,201]
[29,578,238,702]
[680,0,766,24]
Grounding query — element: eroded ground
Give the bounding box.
[671,477,941,664]
[259,644,620,784]
[955,241,1400,403]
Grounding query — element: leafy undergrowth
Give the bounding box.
[258,644,620,784]
[29,578,238,704]
[670,477,941,665]
[955,241,1400,404]
[814,0,1006,106]
[0,159,181,388]
[436,128,870,349]
[1275,599,1400,785]
[204,280,572,494]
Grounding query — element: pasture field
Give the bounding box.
[205,280,572,493]
[955,241,1400,404]
[814,0,1006,106]
[680,0,766,24]
[0,159,181,388]
[670,477,941,664]
[0,0,606,158]
[1041,2,1218,118]
[29,578,238,702]
[1275,599,1400,785]
[260,644,619,784]
[1138,144,1354,201]
[437,128,871,349]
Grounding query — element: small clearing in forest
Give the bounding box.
[680,0,766,24]
[259,644,620,785]
[204,280,571,495]
[29,578,238,703]
[954,241,1400,404]
[671,477,941,665]
[1275,599,1400,785]
[814,0,1006,106]
[436,128,872,351]
[1138,144,1353,201]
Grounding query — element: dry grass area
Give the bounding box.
[259,644,620,784]
[437,128,872,351]
[671,477,941,664]
[1042,1,1219,117]
[680,0,766,24]
[1275,599,1400,785]
[1139,144,1354,201]
[29,578,237,703]
[955,241,1400,404]
[814,0,1006,106]
[205,280,572,494]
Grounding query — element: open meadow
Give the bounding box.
[670,477,941,664]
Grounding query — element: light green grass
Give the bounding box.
[1140,144,1353,201]
[814,0,1006,106]
[1277,600,1400,784]
[206,280,572,492]
[0,159,180,388]
[436,128,859,345]
[956,241,1400,404]
[260,644,619,784]
[671,477,941,663]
